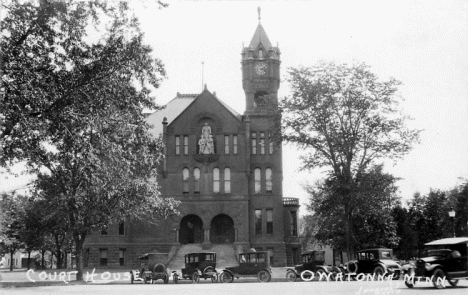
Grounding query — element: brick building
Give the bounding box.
[84,19,301,268]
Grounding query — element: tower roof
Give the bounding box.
[248,23,272,50]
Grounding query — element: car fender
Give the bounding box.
[221,269,235,277]
[426,264,446,275]
[374,262,388,273]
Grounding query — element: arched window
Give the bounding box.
[266,168,272,192]
[183,168,189,194]
[254,168,261,194]
[194,168,200,194]
[213,168,220,193]
[224,167,231,193]
[258,49,263,58]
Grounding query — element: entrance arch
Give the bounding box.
[179,215,203,244]
[210,214,235,244]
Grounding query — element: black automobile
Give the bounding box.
[172,252,218,283]
[286,250,341,282]
[405,237,468,289]
[220,251,272,283]
[130,253,170,284]
[345,248,401,280]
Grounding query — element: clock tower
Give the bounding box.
[241,12,281,114]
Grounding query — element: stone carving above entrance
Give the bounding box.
[198,123,214,155]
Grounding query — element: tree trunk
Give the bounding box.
[64,251,67,269]
[9,249,14,271]
[50,252,53,269]
[344,203,354,260]
[74,234,85,281]
[41,249,45,269]
[27,250,31,270]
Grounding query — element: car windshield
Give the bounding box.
[203,253,215,261]
[315,252,324,261]
[426,249,450,257]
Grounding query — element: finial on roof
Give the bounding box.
[258,7,261,23]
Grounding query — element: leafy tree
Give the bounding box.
[1,1,179,280]
[305,165,400,255]
[281,61,421,257]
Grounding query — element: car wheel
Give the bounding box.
[173,274,179,284]
[192,271,200,283]
[432,269,446,289]
[347,261,358,273]
[392,272,400,280]
[404,279,415,288]
[211,274,218,283]
[220,271,234,283]
[448,278,459,287]
[130,273,134,284]
[257,270,271,282]
[315,269,326,281]
[373,266,385,277]
[286,270,297,282]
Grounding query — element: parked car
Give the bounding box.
[286,250,341,282]
[130,253,170,284]
[404,237,468,289]
[219,251,272,283]
[344,248,401,280]
[172,252,218,283]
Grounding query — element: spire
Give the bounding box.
[248,23,272,50]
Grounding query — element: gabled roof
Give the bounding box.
[249,23,272,50]
[146,93,197,137]
[425,237,468,246]
[146,90,241,137]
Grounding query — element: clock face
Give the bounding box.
[255,62,268,75]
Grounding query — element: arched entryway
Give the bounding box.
[210,214,235,244]
[179,215,204,244]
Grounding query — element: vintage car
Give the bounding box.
[345,248,401,280]
[130,253,170,284]
[286,250,341,282]
[220,251,272,283]
[404,237,468,289]
[172,252,218,283]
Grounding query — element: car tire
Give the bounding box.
[316,269,326,281]
[192,271,200,283]
[347,261,358,273]
[404,279,415,288]
[220,271,234,283]
[432,269,446,289]
[257,270,271,282]
[373,266,385,277]
[211,274,218,283]
[286,270,297,282]
[448,278,459,287]
[130,273,134,284]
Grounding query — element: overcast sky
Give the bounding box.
[2,0,468,211]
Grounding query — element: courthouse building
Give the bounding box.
[84,18,301,268]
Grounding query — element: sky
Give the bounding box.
[2,0,468,211]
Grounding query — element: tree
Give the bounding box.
[1,1,179,280]
[281,62,421,257]
[305,165,400,254]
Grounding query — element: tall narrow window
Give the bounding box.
[224,135,230,154]
[183,135,189,155]
[260,132,265,154]
[194,168,200,194]
[183,168,189,194]
[254,168,261,194]
[266,209,273,235]
[252,132,257,155]
[291,211,298,236]
[255,209,262,235]
[100,249,108,266]
[233,135,238,154]
[269,133,274,154]
[224,167,231,193]
[118,221,125,235]
[213,168,220,193]
[265,168,272,193]
[175,136,180,155]
[119,249,126,266]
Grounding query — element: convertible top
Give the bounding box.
[425,237,468,246]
